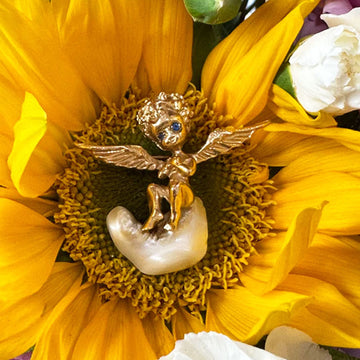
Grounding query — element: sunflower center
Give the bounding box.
[54,86,275,320]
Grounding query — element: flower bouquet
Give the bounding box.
[0,0,359,359]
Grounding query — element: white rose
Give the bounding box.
[159,332,285,360]
[159,329,332,360]
[289,13,360,115]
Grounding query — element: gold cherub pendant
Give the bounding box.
[79,92,266,231]
[78,92,266,275]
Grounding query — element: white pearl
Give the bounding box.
[106,197,208,275]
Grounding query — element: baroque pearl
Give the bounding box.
[106,197,208,275]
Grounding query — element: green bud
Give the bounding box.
[183,0,243,24]
[274,63,295,98]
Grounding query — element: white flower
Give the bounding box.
[289,9,360,115]
[159,332,285,360]
[321,7,360,33]
[265,326,332,360]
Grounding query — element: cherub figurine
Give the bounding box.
[78,92,266,232]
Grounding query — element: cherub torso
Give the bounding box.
[159,151,196,184]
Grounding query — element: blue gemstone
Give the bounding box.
[171,121,182,132]
[158,132,165,140]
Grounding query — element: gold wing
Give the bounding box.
[76,143,164,171]
[191,122,268,164]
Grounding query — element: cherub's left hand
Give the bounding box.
[169,156,196,176]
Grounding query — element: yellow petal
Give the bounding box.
[0,133,14,187]
[265,122,360,152]
[0,1,96,131]
[202,0,317,95]
[251,105,277,125]
[54,0,143,105]
[206,287,310,345]
[202,0,318,125]
[290,308,360,348]
[8,93,68,197]
[32,283,101,360]
[135,0,193,95]
[0,199,64,302]
[134,57,151,95]
[240,204,324,295]
[252,131,347,168]
[293,234,360,309]
[72,299,157,360]
[0,262,83,360]
[270,172,360,235]
[268,84,337,128]
[13,122,68,198]
[13,0,59,30]
[0,291,43,360]
[0,70,24,136]
[172,307,205,340]
[273,144,360,184]
[279,275,360,347]
[0,187,57,216]
[142,315,175,358]
[7,93,46,189]
[50,0,70,27]
[251,131,307,166]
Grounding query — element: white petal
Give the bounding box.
[321,8,360,33]
[265,326,332,360]
[160,332,285,360]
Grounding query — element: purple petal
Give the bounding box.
[350,0,360,6]
[323,0,353,14]
[296,5,328,40]
[11,351,32,360]
[338,348,360,358]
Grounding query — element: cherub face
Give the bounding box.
[151,114,187,151]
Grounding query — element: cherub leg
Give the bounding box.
[168,183,194,230]
[169,190,182,230]
[142,183,169,231]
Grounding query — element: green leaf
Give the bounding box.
[191,22,225,87]
[56,248,74,263]
[335,110,360,131]
[274,63,296,98]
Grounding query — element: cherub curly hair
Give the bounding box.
[136,92,192,142]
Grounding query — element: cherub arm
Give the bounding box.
[168,156,196,176]
[191,122,268,164]
[76,144,164,171]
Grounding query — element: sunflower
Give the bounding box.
[1,0,360,359]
